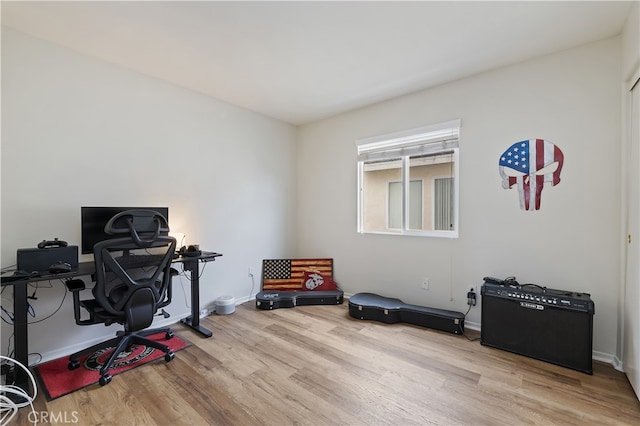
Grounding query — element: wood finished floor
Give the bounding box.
[18,301,640,425]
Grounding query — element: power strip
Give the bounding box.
[467,289,477,306]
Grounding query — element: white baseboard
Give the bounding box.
[612,355,624,372]
[593,350,616,365]
[464,321,480,331]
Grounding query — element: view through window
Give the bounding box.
[357,120,460,237]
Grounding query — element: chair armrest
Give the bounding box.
[65,279,92,325]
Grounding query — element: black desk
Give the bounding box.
[172,251,222,337]
[1,250,222,392]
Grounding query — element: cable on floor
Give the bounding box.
[0,355,37,426]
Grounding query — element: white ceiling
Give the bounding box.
[1,1,634,125]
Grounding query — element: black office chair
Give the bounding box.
[66,209,177,386]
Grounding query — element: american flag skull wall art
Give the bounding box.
[499,139,564,211]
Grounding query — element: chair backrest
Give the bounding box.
[93,210,176,330]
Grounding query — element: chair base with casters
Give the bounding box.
[67,326,175,386]
[66,279,176,386]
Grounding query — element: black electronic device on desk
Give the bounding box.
[178,245,202,257]
[16,238,78,275]
[480,277,594,374]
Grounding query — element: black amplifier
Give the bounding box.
[17,245,78,273]
[481,281,594,374]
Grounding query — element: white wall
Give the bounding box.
[297,37,622,360]
[621,1,639,81]
[1,28,297,361]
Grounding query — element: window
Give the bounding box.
[357,119,460,237]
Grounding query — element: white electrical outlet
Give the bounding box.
[199,308,209,318]
[421,278,429,290]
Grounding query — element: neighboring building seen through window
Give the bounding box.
[357,120,460,237]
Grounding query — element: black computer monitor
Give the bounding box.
[81,206,169,254]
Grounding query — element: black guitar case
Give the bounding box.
[348,292,465,335]
[255,290,344,310]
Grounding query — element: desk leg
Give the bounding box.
[11,281,32,399]
[179,259,213,338]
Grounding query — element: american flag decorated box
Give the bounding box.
[261,258,334,291]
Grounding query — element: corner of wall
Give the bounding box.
[621,1,639,81]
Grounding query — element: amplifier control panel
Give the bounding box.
[481,282,594,314]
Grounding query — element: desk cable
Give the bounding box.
[459,304,480,342]
[0,307,13,325]
[177,261,208,281]
[0,355,37,426]
[0,265,17,276]
[172,261,209,309]
[172,268,191,309]
[26,282,67,325]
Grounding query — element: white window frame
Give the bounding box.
[357,119,460,238]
